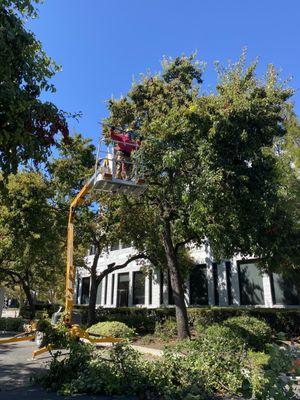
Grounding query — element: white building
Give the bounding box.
[76,242,300,309]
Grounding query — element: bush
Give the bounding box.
[86,321,135,339]
[223,315,272,350]
[189,307,300,337]
[36,340,93,393]
[72,306,300,337]
[37,342,207,399]
[154,318,177,340]
[19,304,61,319]
[246,345,295,400]
[185,324,247,396]
[36,336,296,400]
[0,317,24,332]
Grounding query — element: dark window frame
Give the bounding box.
[111,274,115,305]
[111,241,120,251]
[81,277,90,305]
[159,271,164,305]
[225,261,233,305]
[104,275,108,305]
[189,263,209,306]
[117,272,130,307]
[237,259,265,306]
[212,262,219,306]
[133,271,145,305]
[270,272,300,305]
[148,270,153,305]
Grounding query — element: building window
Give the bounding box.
[81,277,90,304]
[111,274,115,305]
[270,273,300,305]
[238,260,264,305]
[76,277,80,304]
[96,281,102,305]
[190,264,208,305]
[226,261,233,305]
[111,241,120,251]
[212,263,219,306]
[104,276,108,305]
[159,271,164,305]
[89,245,96,255]
[121,241,131,249]
[117,273,129,307]
[148,270,153,305]
[133,271,145,305]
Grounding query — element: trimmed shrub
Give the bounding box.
[223,315,272,350]
[0,317,24,332]
[72,306,300,337]
[189,307,300,337]
[86,321,135,339]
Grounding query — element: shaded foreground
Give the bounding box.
[0,334,136,400]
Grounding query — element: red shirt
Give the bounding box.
[110,129,141,154]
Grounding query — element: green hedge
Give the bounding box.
[19,304,61,319]
[75,306,300,336]
[0,317,25,332]
[23,304,299,336]
[187,307,300,336]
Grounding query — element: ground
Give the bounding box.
[0,334,137,400]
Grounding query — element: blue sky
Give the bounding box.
[28,0,300,146]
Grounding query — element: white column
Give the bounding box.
[218,261,228,306]
[263,273,273,307]
[112,274,117,307]
[151,271,161,308]
[145,274,150,306]
[205,244,215,305]
[102,275,108,307]
[231,257,241,305]
[128,271,134,306]
[77,278,83,305]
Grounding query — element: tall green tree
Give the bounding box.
[0,0,70,175]
[105,54,298,339]
[0,171,63,316]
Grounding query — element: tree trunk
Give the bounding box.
[87,249,100,327]
[22,282,35,318]
[162,219,190,340]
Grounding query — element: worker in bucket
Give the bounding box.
[109,127,141,180]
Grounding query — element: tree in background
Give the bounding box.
[105,53,299,339]
[266,106,300,291]
[0,0,71,176]
[0,172,63,317]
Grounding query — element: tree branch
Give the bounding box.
[95,253,150,285]
[174,237,195,254]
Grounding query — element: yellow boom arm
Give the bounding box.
[64,177,95,324]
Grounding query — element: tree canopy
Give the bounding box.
[0,0,70,175]
[104,53,299,338]
[0,171,63,315]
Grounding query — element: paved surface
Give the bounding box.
[0,334,136,399]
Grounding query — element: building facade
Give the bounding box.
[76,242,300,309]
